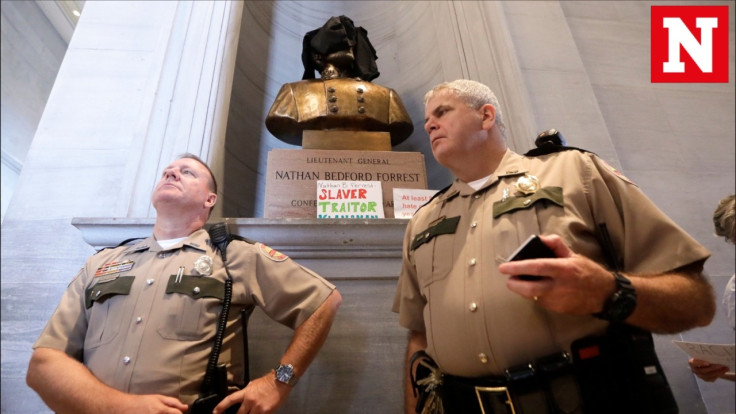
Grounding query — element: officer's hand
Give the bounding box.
[213,373,291,414]
[689,358,730,382]
[499,234,615,315]
[116,394,188,414]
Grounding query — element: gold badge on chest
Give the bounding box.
[193,255,213,276]
[514,174,540,195]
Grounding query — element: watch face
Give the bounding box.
[276,364,294,383]
[611,291,637,321]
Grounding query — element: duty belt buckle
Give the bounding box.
[474,385,516,414]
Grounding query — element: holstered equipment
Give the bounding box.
[571,323,678,414]
[571,224,678,413]
[410,350,445,414]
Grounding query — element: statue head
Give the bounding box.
[301,15,380,81]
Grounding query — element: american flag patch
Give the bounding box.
[94,260,135,277]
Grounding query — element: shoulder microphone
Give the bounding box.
[208,222,230,261]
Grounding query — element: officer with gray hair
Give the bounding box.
[393,79,715,414]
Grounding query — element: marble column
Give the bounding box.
[0,2,243,412]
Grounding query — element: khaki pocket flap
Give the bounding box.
[493,187,563,218]
[165,275,225,300]
[411,215,461,251]
[85,276,135,309]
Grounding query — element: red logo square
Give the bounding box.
[651,6,729,83]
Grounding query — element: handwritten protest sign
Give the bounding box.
[392,188,440,219]
[673,340,735,372]
[316,181,385,219]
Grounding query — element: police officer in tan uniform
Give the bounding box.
[392,80,715,414]
[27,154,342,414]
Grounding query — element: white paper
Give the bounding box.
[672,340,735,371]
[392,188,439,219]
[316,181,384,219]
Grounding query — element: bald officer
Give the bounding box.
[392,80,715,414]
[27,154,342,414]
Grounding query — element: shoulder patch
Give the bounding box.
[257,243,288,262]
[601,159,636,186]
[95,237,147,254]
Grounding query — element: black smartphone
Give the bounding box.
[506,235,556,281]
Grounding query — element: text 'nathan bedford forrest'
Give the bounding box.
[275,171,421,182]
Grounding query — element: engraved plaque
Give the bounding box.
[265,149,427,218]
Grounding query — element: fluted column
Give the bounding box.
[0,2,243,412]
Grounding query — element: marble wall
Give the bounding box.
[0,1,68,222]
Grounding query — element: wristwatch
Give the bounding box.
[593,271,637,323]
[274,363,298,386]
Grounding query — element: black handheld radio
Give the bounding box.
[189,222,241,414]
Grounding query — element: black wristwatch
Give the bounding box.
[593,271,637,323]
[274,363,298,386]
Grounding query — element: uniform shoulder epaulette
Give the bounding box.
[95,237,145,254]
[524,144,592,157]
[229,234,256,245]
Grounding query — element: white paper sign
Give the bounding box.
[392,188,439,219]
[316,181,384,219]
[672,340,735,371]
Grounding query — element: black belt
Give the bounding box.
[414,352,583,414]
[441,373,519,414]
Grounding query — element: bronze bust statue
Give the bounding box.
[265,15,414,150]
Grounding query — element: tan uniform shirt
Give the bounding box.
[34,229,335,404]
[392,149,710,378]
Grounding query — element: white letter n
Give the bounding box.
[662,17,717,73]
